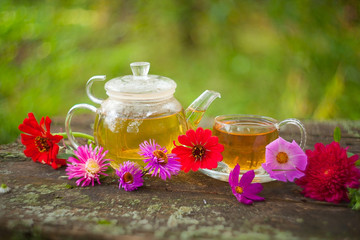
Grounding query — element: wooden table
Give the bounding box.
[1,116,360,240]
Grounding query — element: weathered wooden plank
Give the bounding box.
[1,118,360,239]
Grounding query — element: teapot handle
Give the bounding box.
[65,103,97,149]
[86,75,106,104]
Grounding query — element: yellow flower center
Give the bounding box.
[123,172,134,184]
[85,159,100,174]
[153,150,168,165]
[192,145,206,161]
[35,136,50,152]
[235,186,243,194]
[276,152,289,164]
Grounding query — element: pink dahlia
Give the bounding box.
[172,127,224,172]
[66,144,110,187]
[229,164,265,205]
[262,137,307,182]
[139,140,181,180]
[116,161,144,191]
[295,141,360,203]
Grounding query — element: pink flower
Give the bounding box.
[116,161,144,191]
[139,140,181,180]
[296,141,360,203]
[66,144,110,187]
[262,137,307,182]
[229,164,265,205]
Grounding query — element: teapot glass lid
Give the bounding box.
[105,62,177,100]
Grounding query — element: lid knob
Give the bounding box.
[130,62,150,76]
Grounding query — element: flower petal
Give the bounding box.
[139,140,181,180]
[186,129,198,145]
[178,134,194,147]
[242,193,265,202]
[198,128,212,145]
[240,197,253,205]
[290,154,308,171]
[229,164,240,187]
[244,183,263,195]
[202,151,223,166]
[276,137,290,152]
[263,137,309,182]
[194,127,204,144]
[45,116,52,133]
[204,136,224,152]
[239,170,255,187]
[266,137,282,154]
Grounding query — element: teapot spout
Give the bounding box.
[185,90,221,129]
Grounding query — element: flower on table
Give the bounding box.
[229,164,265,205]
[66,144,110,187]
[295,141,360,203]
[116,161,144,191]
[0,184,10,194]
[262,137,307,182]
[18,113,66,169]
[172,127,224,172]
[139,140,181,180]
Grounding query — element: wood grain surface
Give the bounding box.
[1,116,359,240]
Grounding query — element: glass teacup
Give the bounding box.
[212,114,306,172]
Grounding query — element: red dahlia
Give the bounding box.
[295,141,360,203]
[172,127,224,172]
[18,113,66,169]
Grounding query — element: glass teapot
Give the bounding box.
[65,62,220,169]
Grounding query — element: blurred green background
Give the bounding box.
[1,0,360,144]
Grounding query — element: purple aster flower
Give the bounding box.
[116,161,143,191]
[229,164,265,205]
[139,140,181,180]
[262,137,307,182]
[66,144,110,187]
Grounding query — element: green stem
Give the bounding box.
[142,168,149,177]
[53,132,94,142]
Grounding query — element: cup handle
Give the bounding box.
[276,118,307,149]
[65,104,97,149]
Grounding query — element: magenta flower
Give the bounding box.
[296,141,360,203]
[262,137,307,182]
[229,164,265,205]
[66,144,110,187]
[139,140,181,180]
[116,161,144,191]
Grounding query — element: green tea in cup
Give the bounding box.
[213,115,306,171]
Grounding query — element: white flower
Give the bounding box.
[0,184,10,194]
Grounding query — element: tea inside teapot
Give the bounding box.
[94,108,187,169]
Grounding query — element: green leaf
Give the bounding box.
[348,188,360,210]
[347,152,359,166]
[333,127,341,142]
[348,152,355,157]
[102,166,115,179]
[97,219,111,225]
[65,184,74,189]
[57,153,76,159]
[65,146,75,153]
[356,160,360,167]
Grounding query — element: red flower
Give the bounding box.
[172,127,224,172]
[18,113,66,169]
[295,141,360,203]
